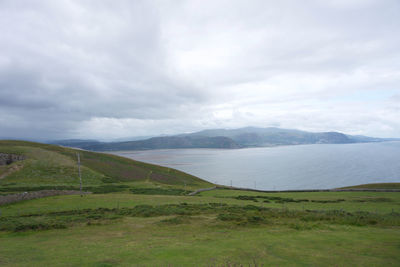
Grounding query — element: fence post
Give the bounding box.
[77,152,83,197]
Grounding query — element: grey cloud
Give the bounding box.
[0,0,399,140]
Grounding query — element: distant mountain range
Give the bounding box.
[49,127,400,151]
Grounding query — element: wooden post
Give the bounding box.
[77,152,83,197]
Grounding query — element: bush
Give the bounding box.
[130,188,192,196]
[1,203,399,232]
[159,216,191,225]
[234,195,310,203]
[88,185,129,194]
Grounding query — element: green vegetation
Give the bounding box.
[340,183,400,189]
[0,192,399,266]
[0,140,212,190]
[0,141,399,266]
[1,203,399,232]
[130,187,192,195]
[199,189,400,213]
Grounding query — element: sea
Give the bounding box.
[112,141,400,190]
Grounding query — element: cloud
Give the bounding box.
[0,0,399,140]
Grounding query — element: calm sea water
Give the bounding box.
[112,142,400,190]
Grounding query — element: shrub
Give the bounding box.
[130,188,192,196]
[159,216,191,225]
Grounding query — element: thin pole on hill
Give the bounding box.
[77,152,83,197]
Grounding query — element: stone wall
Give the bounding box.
[0,153,25,166]
[0,190,91,205]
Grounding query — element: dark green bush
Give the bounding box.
[159,216,191,225]
[1,203,398,232]
[130,188,192,196]
[234,195,311,203]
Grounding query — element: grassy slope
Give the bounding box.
[340,183,400,189]
[0,140,212,189]
[0,140,399,266]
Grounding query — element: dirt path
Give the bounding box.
[188,187,217,196]
[0,163,23,179]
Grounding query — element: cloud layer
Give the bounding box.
[0,0,399,140]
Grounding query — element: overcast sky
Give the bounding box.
[0,0,399,141]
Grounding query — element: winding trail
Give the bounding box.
[188,187,217,196]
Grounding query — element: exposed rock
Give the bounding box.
[0,153,25,166]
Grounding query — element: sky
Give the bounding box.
[0,0,399,141]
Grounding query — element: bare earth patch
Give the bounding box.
[0,163,23,180]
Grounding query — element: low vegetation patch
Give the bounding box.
[0,184,130,194]
[352,197,393,202]
[234,195,345,204]
[340,183,400,189]
[217,211,269,226]
[130,187,192,195]
[159,215,192,225]
[1,203,399,232]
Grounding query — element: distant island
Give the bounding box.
[49,127,400,151]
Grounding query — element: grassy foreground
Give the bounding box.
[0,141,399,266]
[0,191,399,266]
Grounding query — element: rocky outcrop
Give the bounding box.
[0,153,25,165]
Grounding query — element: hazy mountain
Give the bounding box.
[184,127,353,146]
[110,135,158,142]
[50,127,399,151]
[346,135,400,143]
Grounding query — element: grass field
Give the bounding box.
[1,216,399,266]
[1,189,399,266]
[0,141,399,266]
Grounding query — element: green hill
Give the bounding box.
[339,183,400,189]
[0,140,212,192]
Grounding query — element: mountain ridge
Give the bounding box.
[47,127,400,151]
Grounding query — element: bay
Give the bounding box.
[112,142,400,190]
